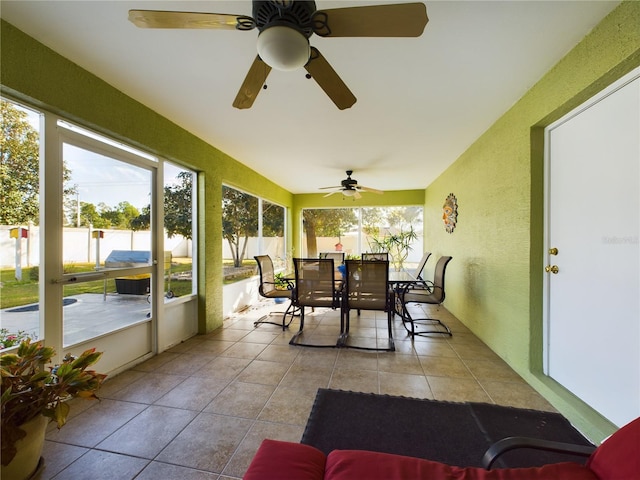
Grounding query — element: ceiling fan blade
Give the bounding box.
[128,10,255,30]
[359,186,384,195]
[304,48,356,110]
[313,3,428,38]
[353,191,363,199]
[319,186,343,190]
[233,56,272,109]
[323,190,341,197]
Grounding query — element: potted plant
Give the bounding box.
[273,272,292,304]
[369,226,418,271]
[274,272,289,290]
[1,339,106,480]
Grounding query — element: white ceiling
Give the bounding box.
[1,1,620,194]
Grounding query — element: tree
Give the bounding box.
[1,101,39,224]
[79,202,108,228]
[130,205,150,232]
[302,209,357,257]
[386,206,422,231]
[1,100,76,225]
[362,207,385,237]
[262,201,284,237]
[164,171,192,239]
[222,186,258,267]
[98,201,140,229]
[131,171,193,238]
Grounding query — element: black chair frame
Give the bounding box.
[254,255,299,330]
[482,436,596,470]
[399,255,453,337]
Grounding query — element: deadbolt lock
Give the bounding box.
[548,247,558,255]
[545,265,559,274]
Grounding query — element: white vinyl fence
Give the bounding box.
[0,224,191,268]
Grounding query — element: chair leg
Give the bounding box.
[289,307,306,345]
[254,301,299,331]
[338,307,349,347]
[387,309,395,351]
[339,307,395,352]
[289,307,341,349]
[400,301,452,337]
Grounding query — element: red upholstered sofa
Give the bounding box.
[243,417,639,480]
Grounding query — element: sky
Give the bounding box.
[21,103,186,210]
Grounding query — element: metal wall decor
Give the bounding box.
[443,193,458,233]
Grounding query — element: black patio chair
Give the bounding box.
[340,259,395,351]
[399,255,453,337]
[289,258,342,348]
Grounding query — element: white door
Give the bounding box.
[544,68,640,427]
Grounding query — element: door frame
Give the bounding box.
[42,117,162,370]
[542,67,640,425]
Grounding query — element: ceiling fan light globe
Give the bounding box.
[342,189,356,197]
[257,26,310,71]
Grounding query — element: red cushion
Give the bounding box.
[326,449,597,480]
[243,439,326,480]
[587,416,640,480]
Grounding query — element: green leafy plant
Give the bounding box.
[1,340,107,466]
[369,226,418,271]
[274,272,291,290]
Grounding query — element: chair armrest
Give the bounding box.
[266,279,295,290]
[482,436,596,469]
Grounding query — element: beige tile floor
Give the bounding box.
[37,301,555,479]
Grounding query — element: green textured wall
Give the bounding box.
[0,20,293,333]
[423,1,640,442]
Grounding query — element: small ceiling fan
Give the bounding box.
[128,1,428,110]
[320,170,384,199]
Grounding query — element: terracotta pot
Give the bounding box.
[1,415,48,480]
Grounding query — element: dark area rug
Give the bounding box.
[301,389,594,468]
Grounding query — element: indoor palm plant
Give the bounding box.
[369,226,418,271]
[1,339,106,479]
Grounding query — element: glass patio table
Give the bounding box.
[388,269,425,318]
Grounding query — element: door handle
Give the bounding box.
[545,265,559,274]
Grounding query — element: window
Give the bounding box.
[163,162,196,298]
[222,186,286,282]
[1,98,198,370]
[302,206,424,269]
[0,99,42,345]
[262,200,286,269]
